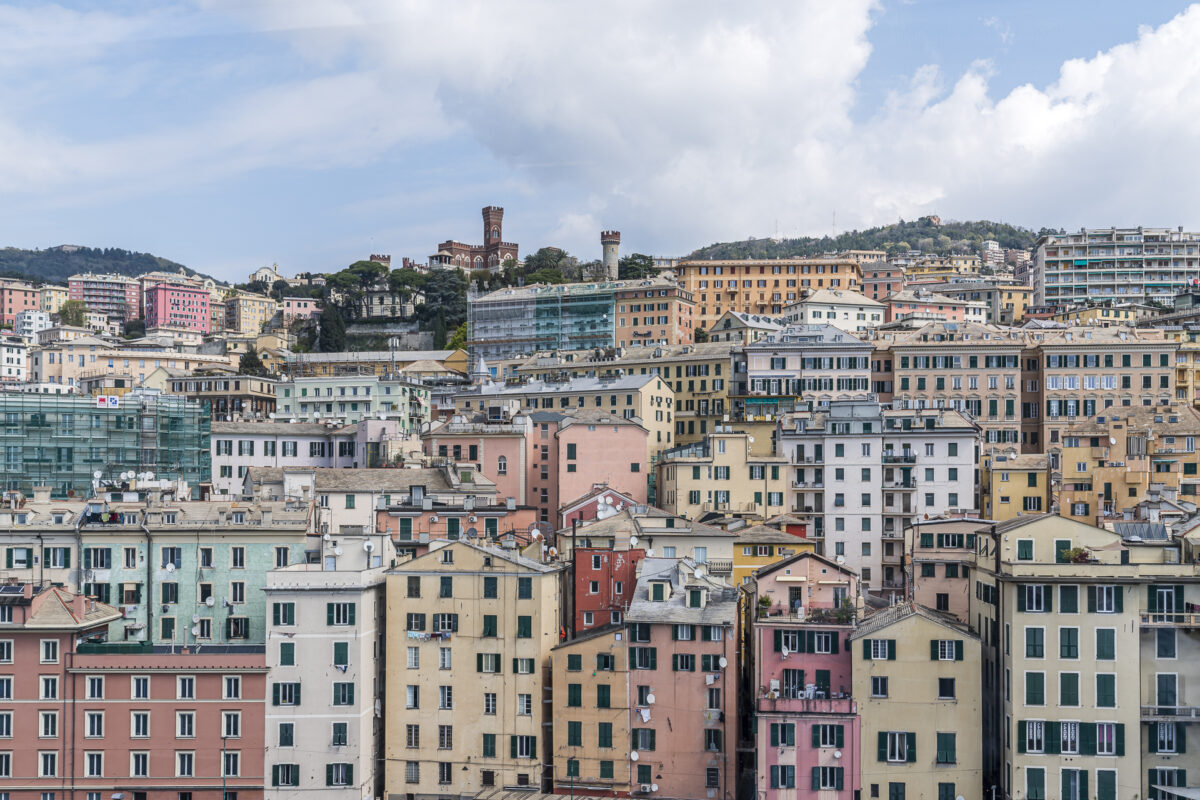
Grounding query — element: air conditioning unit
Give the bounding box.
[469,515,477,523]
[124,605,137,616]
[640,785,653,794]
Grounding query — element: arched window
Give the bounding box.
[491,227,499,239]
[497,456,507,475]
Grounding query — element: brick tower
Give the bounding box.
[601,230,621,280]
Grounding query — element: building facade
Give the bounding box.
[68,273,141,320]
[145,283,211,333]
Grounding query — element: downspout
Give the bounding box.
[74,508,86,595]
[142,515,153,645]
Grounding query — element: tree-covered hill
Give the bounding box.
[0,245,213,285]
[687,217,1047,260]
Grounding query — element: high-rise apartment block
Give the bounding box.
[68,273,141,320]
[1033,226,1200,307]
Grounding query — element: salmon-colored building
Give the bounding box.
[560,484,641,529]
[745,552,861,800]
[423,408,649,526]
[571,546,645,634]
[0,583,268,799]
[0,280,40,328]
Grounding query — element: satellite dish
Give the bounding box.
[465,527,478,539]
[165,563,175,573]
[323,533,331,541]
[833,750,843,759]
[835,555,846,565]
[548,546,558,557]
[205,596,215,607]
[363,541,375,552]
[192,615,200,623]
[629,535,639,547]
[145,472,154,481]
[646,549,655,557]
[650,785,658,793]
[531,531,542,541]
[782,646,790,657]
[1109,437,1117,445]
[333,547,343,556]
[93,471,102,479]
[604,496,612,504]
[190,626,200,636]
[718,656,728,669]
[629,751,639,762]
[645,693,655,704]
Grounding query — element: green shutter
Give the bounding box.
[811,767,821,791]
[272,683,280,706]
[348,604,355,625]
[294,684,301,705]
[771,723,779,747]
[774,629,782,652]
[930,640,939,660]
[1087,586,1096,612]
[1080,722,1095,755]
[877,731,887,761]
[887,639,896,660]
[1178,722,1186,753]
[272,765,280,787]
[955,640,963,660]
[1017,588,1026,612]
[326,603,334,625]
[325,764,333,786]
[1045,587,1052,612]
[334,642,348,666]
[510,736,517,758]
[649,648,656,670]
[1114,586,1123,613]
[1017,721,1026,753]
[906,731,916,762]
[920,533,933,548]
[811,725,820,748]
[1045,722,1060,754]
[1116,723,1125,756]
[1148,723,1159,754]
[272,603,280,626]
[477,653,483,673]
[835,726,844,748]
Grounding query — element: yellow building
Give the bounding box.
[852,602,983,800]
[980,449,1049,521]
[1049,304,1149,326]
[675,257,863,332]
[903,254,982,282]
[1168,329,1200,408]
[515,342,736,445]
[1058,404,1200,526]
[550,627,631,795]
[223,290,277,334]
[281,347,469,377]
[731,524,815,585]
[656,429,789,521]
[40,284,68,314]
[384,541,563,796]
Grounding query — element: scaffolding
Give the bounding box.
[0,389,211,498]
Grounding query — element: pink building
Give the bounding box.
[626,559,739,800]
[424,408,649,526]
[145,283,212,332]
[281,297,321,322]
[748,553,861,799]
[861,265,904,302]
[0,584,267,799]
[0,280,40,328]
[572,545,645,633]
[68,273,142,321]
[560,484,641,529]
[909,519,979,623]
[885,288,977,323]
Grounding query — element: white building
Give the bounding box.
[781,288,885,332]
[0,335,27,382]
[274,374,430,434]
[210,419,407,495]
[13,309,51,340]
[264,531,391,800]
[778,399,978,590]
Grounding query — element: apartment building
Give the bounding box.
[144,283,211,333]
[885,288,988,324]
[676,258,863,331]
[68,272,141,320]
[1033,226,1200,307]
[425,408,649,524]
[550,625,633,794]
[225,291,278,334]
[211,419,404,493]
[13,308,51,339]
[876,322,1027,448]
[731,525,817,585]
[0,390,211,497]
[1050,303,1150,326]
[264,531,389,799]
[383,542,563,797]
[280,296,321,322]
[862,264,905,302]
[733,325,873,420]
[852,602,982,800]
[454,373,676,460]
[467,277,693,360]
[0,279,39,328]
[1034,326,1176,448]
[745,552,860,800]
[0,334,26,381]
[570,544,646,634]
[930,281,1033,325]
[28,335,234,388]
[274,373,430,431]
[514,342,736,445]
[622,558,740,800]
[781,289,885,332]
[904,253,982,282]
[168,372,278,422]
[39,283,68,314]
[706,310,783,344]
[656,429,790,521]
[909,518,984,622]
[973,514,1199,800]
[777,400,978,588]
[1057,404,1200,527]
[980,450,1050,521]
[0,584,268,799]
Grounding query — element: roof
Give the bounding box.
[392,540,560,574]
[465,372,663,397]
[569,507,737,539]
[213,421,352,436]
[754,549,856,582]
[850,601,975,640]
[27,587,123,629]
[626,558,738,625]
[246,466,457,494]
[473,276,678,303]
[283,349,461,363]
[745,324,872,350]
[732,525,814,544]
[786,288,884,308]
[713,310,784,329]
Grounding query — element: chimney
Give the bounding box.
[22,583,33,599]
[73,593,86,620]
[31,486,51,504]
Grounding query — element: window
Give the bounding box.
[274,682,300,706]
[333,682,354,706]
[866,638,894,660]
[1096,673,1116,707]
[1025,672,1045,705]
[328,603,355,626]
[1092,585,1119,613]
[518,693,532,715]
[40,639,58,663]
[935,732,956,764]
[331,722,348,747]
[933,639,960,660]
[85,711,103,738]
[177,711,195,738]
[484,693,496,714]
[884,731,912,762]
[938,677,956,699]
[223,711,241,738]
[769,765,796,788]
[871,676,888,697]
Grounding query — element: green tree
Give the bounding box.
[58,299,88,327]
[447,321,468,350]
[420,269,468,330]
[317,304,346,352]
[123,318,146,339]
[618,253,656,280]
[238,345,270,376]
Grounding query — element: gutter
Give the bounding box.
[142,518,153,646]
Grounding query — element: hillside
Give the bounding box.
[687,217,1045,260]
[0,245,212,285]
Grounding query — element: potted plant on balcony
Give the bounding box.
[757,595,772,618]
[1060,547,1094,563]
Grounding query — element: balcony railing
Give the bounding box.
[791,481,824,489]
[882,453,916,464]
[1138,611,1200,628]
[1141,705,1200,720]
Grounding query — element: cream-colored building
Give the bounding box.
[781,288,885,332]
[27,335,235,389]
[980,449,1050,521]
[384,541,563,797]
[40,284,69,314]
[225,290,278,334]
[656,429,789,522]
[852,602,982,800]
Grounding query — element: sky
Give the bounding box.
[1,0,1198,281]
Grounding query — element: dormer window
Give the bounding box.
[651,582,667,602]
[689,589,705,608]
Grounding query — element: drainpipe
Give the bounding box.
[142,517,153,646]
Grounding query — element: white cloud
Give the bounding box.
[4,1,1200,262]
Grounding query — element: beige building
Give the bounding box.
[549,626,631,795]
[852,602,982,800]
[782,288,885,332]
[384,541,563,797]
[980,449,1050,521]
[27,335,235,390]
[657,429,790,521]
[225,290,278,334]
[676,257,863,331]
[40,284,69,314]
[705,310,783,344]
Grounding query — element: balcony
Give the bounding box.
[791,481,824,490]
[888,480,916,490]
[1141,705,1200,721]
[882,453,916,464]
[758,692,856,716]
[1139,611,1200,628]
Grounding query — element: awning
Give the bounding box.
[1155,787,1200,800]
